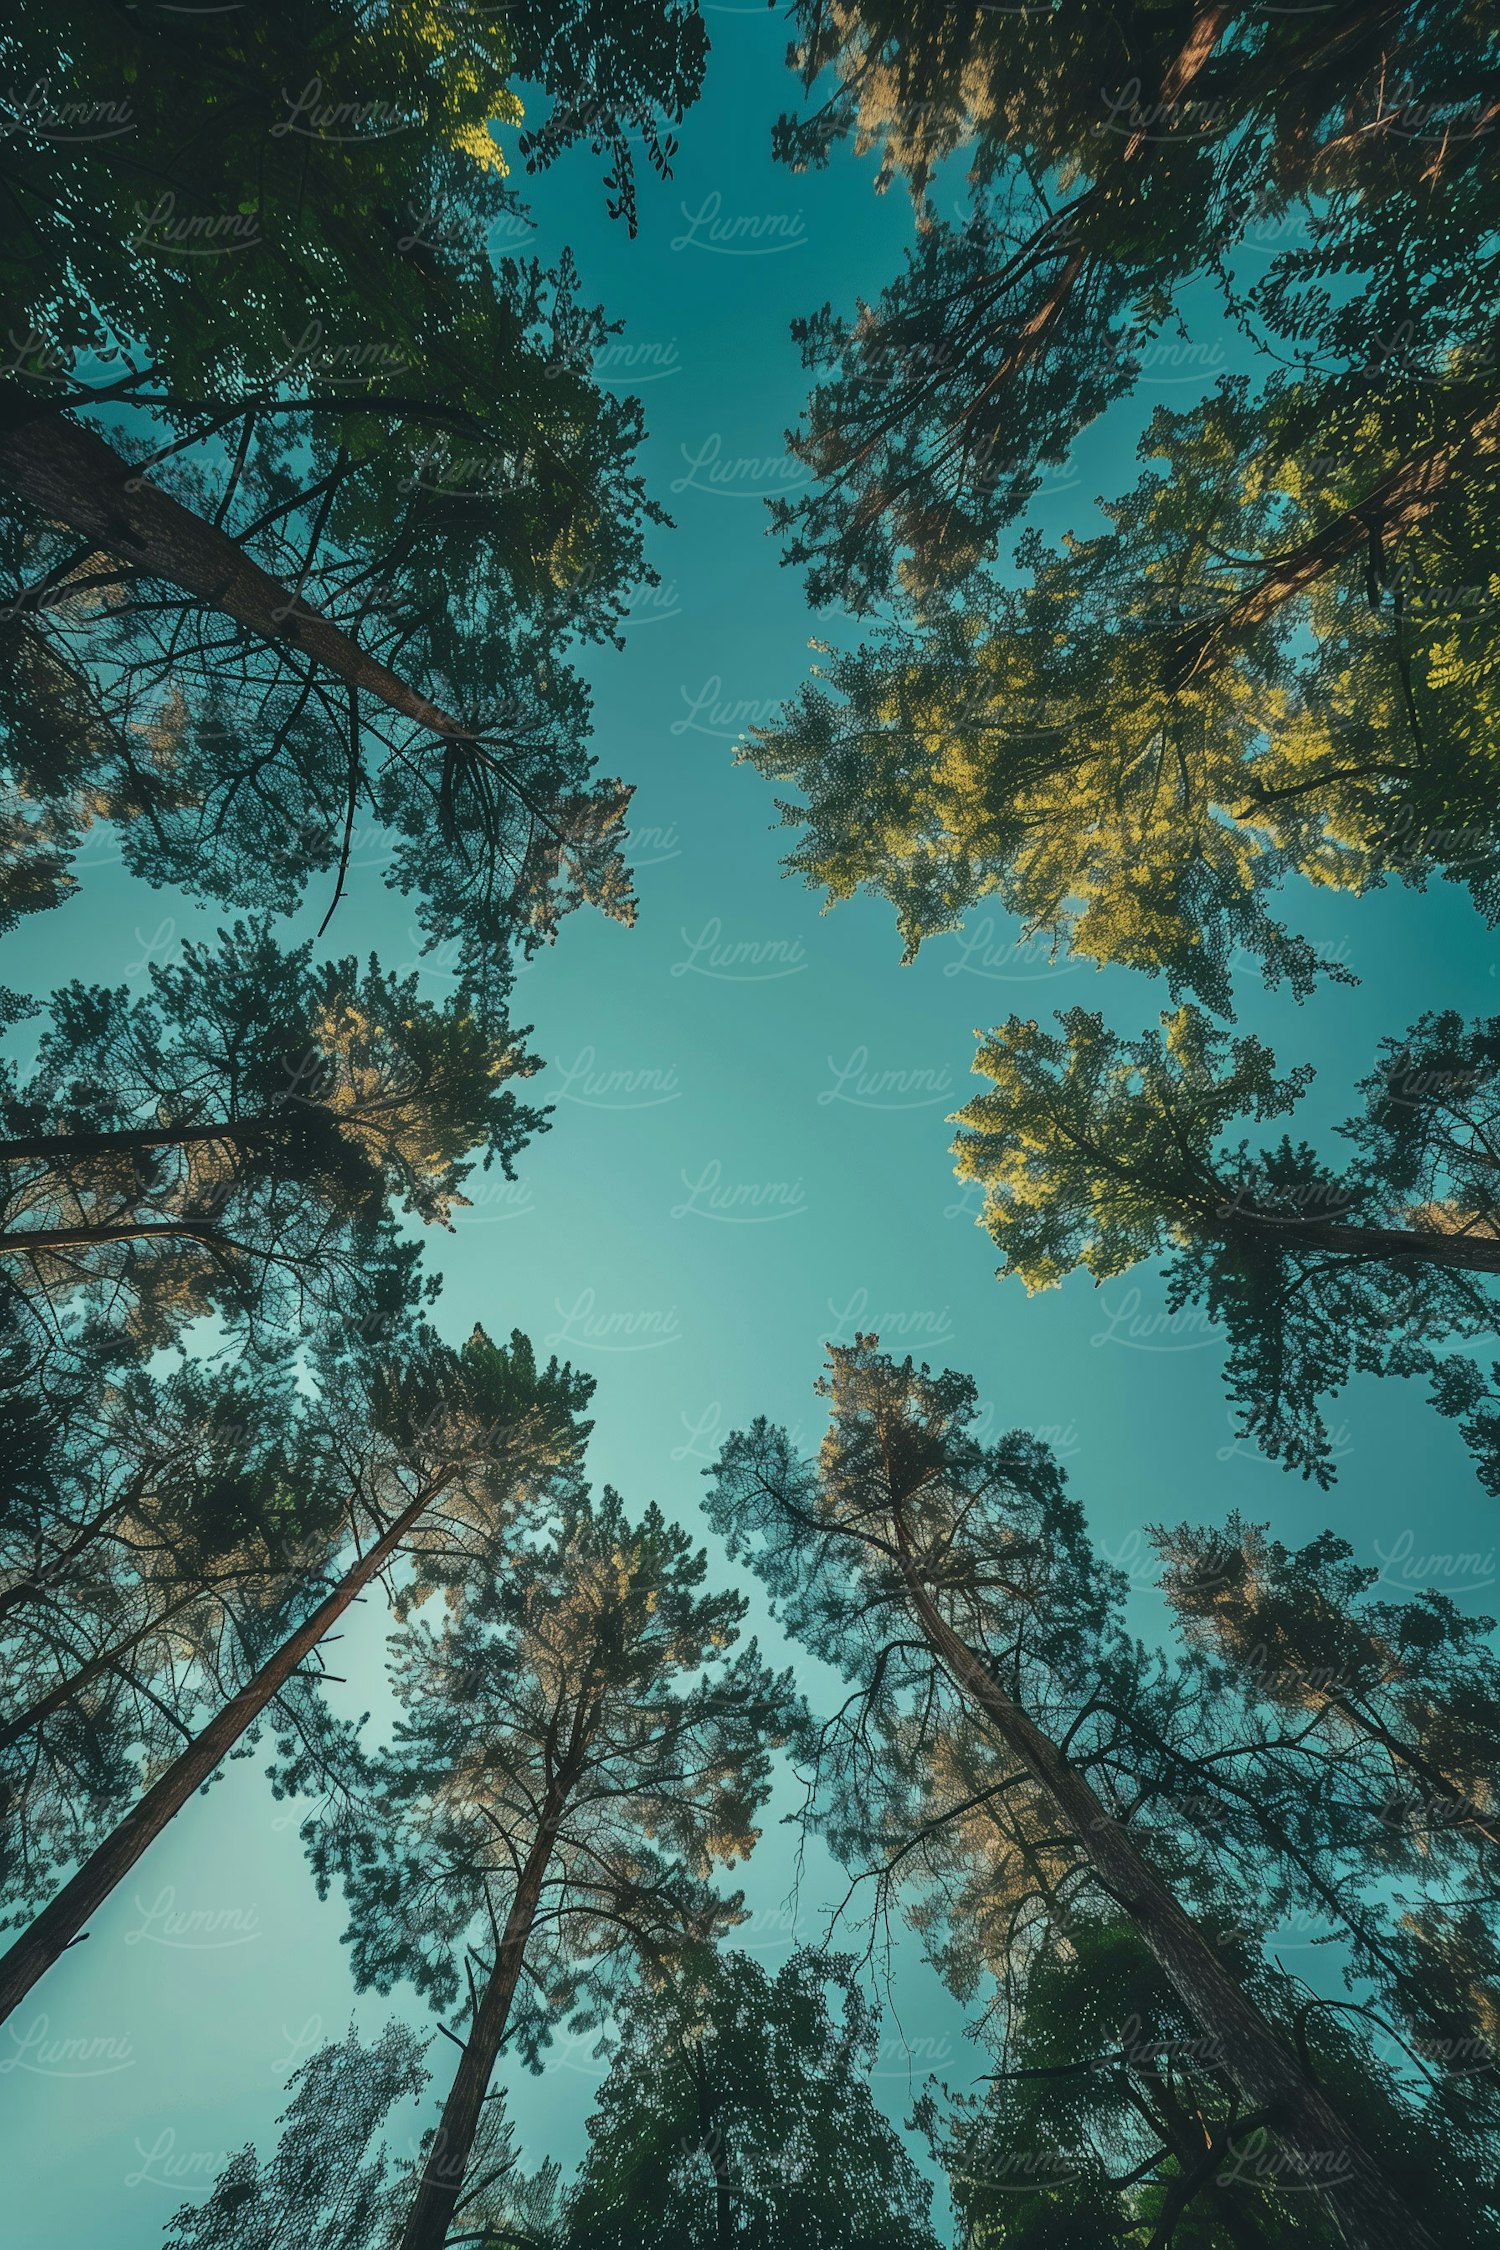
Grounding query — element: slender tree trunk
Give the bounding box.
[891,1526,1437,2250]
[0,1483,434,2025]
[397,1785,569,2250]
[0,1117,278,1164]
[0,1219,234,1257]
[1235,1212,1500,1276]
[0,413,472,748]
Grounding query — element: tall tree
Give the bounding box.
[0,0,708,997]
[1155,1516,1500,1860]
[0,1322,593,2024]
[0,917,541,1350]
[770,0,1499,607]
[0,1340,340,1925]
[296,1488,792,2250]
[560,1947,940,2247]
[1153,1514,1500,2142]
[952,1002,1500,1481]
[706,1339,1441,2250]
[918,1910,1493,2247]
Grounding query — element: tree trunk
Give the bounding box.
[397,1786,569,2250]
[0,1482,434,2025]
[891,1529,1437,2250]
[1121,4,1231,163]
[970,5,1229,412]
[0,1117,278,1165]
[1238,1212,1500,1276]
[0,1219,235,1257]
[1168,397,1500,687]
[0,413,472,748]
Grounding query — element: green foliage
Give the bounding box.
[954,1003,1500,1482]
[561,1947,939,2247]
[748,370,1500,999]
[712,1342,1500,2243]
[922,1913,1493,2248]
[300,1486,792,2057]
[1154,1513,1500,2145]
[162,2021,430,2250]
[0,1338,340,1924]
[0,0,709,998]
[0,916,542,1350]
[772,1,1500,607]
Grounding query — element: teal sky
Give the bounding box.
[4,14,1498,2244]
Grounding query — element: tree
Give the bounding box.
[952,1003,1500,1481]
[1155,1516,1500,1860]
[0,1321,593,2025]
[919,1910,1493,2248]
[560,1947,940,2248]
[744,372,1500,1002]
[0,1338,341,1925]
[1153,1515,1500,2144]
[162,2022,432,2250]
[296,1488,792,2250]
[162,2020,561,2250]
[0,917,541,1350]
[706,1338,1440,2250]
[0,0,709,998]
[769,0,1500,606]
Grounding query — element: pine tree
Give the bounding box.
[770,1,1499,606]
[1154,1514,1500,2145]
[161,2019,563,2250]
[707,1338,1440,2250]
[745,373,1500,999]
[920,1910,1493,2247]
[0,918,542,1350]
[296,1487,793,2250]
[953,1002,1500,1481]
[0,1339,338,1925]
[0,0,708,994]
[0,1322,592,2025]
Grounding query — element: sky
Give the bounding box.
[4,12,1498,2246]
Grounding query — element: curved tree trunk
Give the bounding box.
[891,1523,1437,2250]
[0,1482,433,2025]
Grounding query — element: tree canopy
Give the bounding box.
[952,1002,1500,1481]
